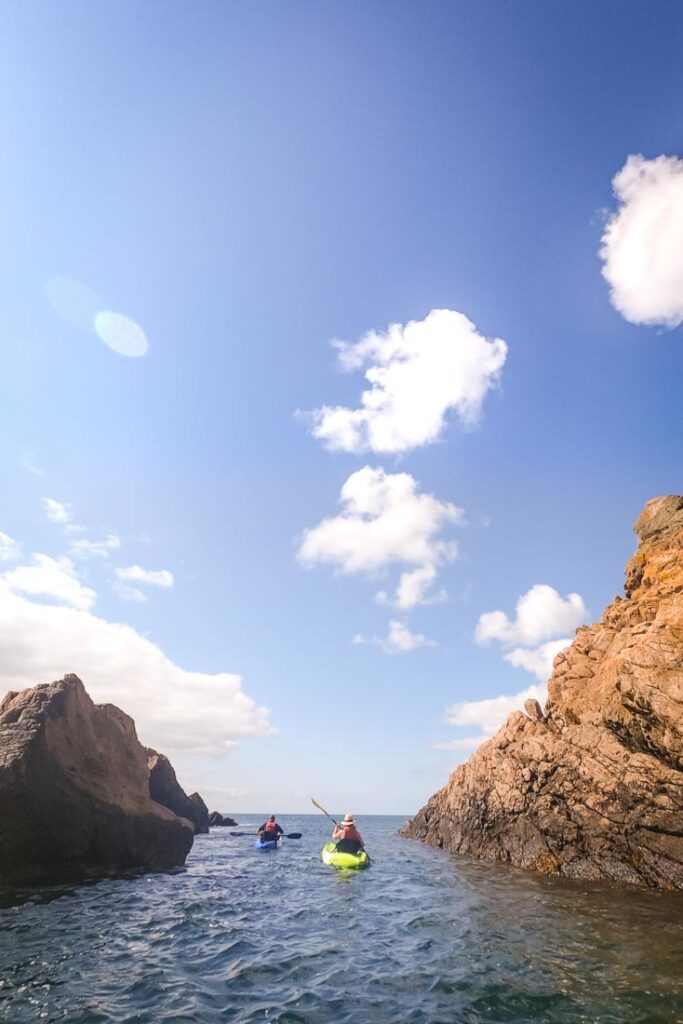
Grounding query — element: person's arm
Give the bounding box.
[332,825,342,839]
[275,824,283,835]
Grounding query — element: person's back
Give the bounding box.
[332,813,364,854]
[258,815,283,842]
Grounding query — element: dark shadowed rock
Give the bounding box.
[403,496,683,890]
[188,792,209,833]
[146,751,208,834]
[0,675,194,885]
[208,811,238,827]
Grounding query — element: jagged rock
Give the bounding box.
[524,699,545,722]
[147,751,209,834]
[0,675,194,885]
[208,811,238,827]
[403,496,683,890]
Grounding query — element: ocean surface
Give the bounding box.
[1,814,683,1023]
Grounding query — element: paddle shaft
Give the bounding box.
[310,797,338,826]
[229,831,302,839]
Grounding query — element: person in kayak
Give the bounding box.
[332,813,365,854]
[258,815,284,843]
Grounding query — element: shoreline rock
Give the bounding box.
[147,750,209,835]
[403,495,683,890]
[0,675,194,885]
[208,811,238,827]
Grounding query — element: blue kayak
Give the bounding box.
[255,837,282,850]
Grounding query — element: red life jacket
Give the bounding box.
[338,824,362,843]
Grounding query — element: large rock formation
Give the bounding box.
[0,675,194,885]
[404,496,683,890]
[147,750,209,834]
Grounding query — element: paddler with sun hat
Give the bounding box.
[331,812,365,854]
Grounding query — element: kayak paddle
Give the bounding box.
[229,831,302,839]
[310,797,338,825]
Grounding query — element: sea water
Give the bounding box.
[1,815,682,1023]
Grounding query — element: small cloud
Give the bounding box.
[353,619,436,654]
[0,532,22,563]
[298,466,463,608]
[445,683,548,736]
[2,553,96,612]
[71,534,121,559]
[114,583,147,603]
[115,565,174,588]
[474,584,583,690]
[21,449,46,479]
[475,584,586,649]
[303,308,507,454]
[504,637,572,683]
[600,154,683,328]
[43,497,74,525]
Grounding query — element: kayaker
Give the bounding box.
[258,815,284,843]
[332,813,365,854]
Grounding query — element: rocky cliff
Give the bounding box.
[147,749,209,834]
[0,675,194,884]
[403,495,683,890]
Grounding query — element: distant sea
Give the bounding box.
[1,814,682,1022]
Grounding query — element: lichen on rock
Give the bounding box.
[403,495,683,890]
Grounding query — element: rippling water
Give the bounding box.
[1,814,683,1023]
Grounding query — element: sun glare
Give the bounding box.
[93,311,149,358]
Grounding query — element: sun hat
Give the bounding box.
[341,813,355,825]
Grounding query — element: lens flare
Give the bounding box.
[94,311,149,358]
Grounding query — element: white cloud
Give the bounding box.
[393,565,447,611]
[298,466,462,607]
[504,637,571,682]
[305,308,508,454]
[0,581,274,757]
[475,584,586,648]
[445,682,547,736]
[21,449,46,478]
[71,534,121,559]
[0,532,21,563]
[436,589,580,756]
[116,565,174,588]
[43,497,73,525]
[2,554,96,612]
[353,619,435,654]
[600,154,683,328]
[114,583,147,603]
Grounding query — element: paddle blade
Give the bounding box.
[284,832,302,839]
[229,831,256,837]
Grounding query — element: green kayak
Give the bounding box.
[321,842,370,870]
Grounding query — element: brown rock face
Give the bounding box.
[403,496,683,890]
[147,750,209,834]
[0,675,194,885]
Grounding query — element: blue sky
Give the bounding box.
[1,2,682,814]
